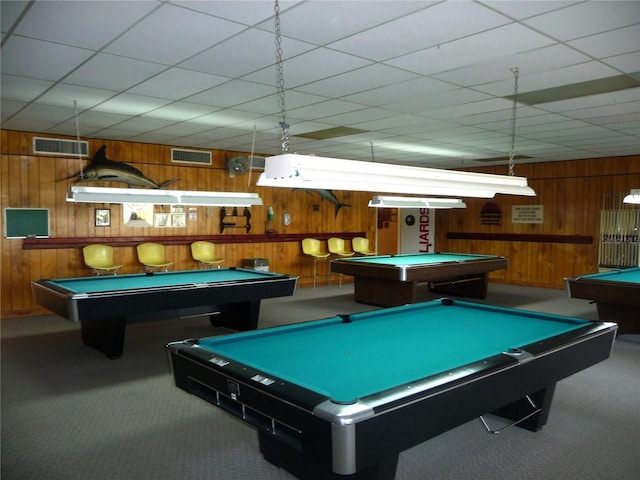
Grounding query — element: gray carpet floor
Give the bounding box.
[1,283,639,479]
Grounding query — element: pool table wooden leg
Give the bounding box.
[79,317,126,359]
[353,277,417,307]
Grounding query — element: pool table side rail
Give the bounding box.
[32,275,298,322]
[565,276,640,305]
[331,256,508,282]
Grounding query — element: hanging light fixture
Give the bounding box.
[67,186,263,206]
[623,189,640,204]
[259,3,536,198]
[368,196,466,209]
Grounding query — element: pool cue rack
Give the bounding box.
[220,207,252,233]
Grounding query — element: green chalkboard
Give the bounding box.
[4,208,50,238]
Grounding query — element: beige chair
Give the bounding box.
[352,236,378,256]
[191,241,224,269]
[328,237,355,286]
[82,244,122,275]
[301,238,330,288]
[136,243,172,272]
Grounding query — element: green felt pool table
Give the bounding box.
[565,267,640,335]
[330,252,508,306]
[167,299,617,480]
[32,268,297,358]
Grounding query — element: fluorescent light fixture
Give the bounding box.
[257,154,535,198]
[67,186,263,206]
[368,196,466,209]
[623,189,640,204]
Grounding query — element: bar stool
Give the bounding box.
[301,238,330,288]
[328,237,354,286]
[191,241,224,269]
[136,243,172,272]
[352,237,377,256]
[82,244,122,275]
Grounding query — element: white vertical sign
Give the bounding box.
[399,208,435,253]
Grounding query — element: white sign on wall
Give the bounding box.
[399,208,435,253]
[512,205,544,224]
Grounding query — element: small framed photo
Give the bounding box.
[95,208,111,227]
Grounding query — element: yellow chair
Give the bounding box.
[301,238,330,288]
[352,236,378,256]
[191,241,224,269]
[136,243,172,272]
[328,237,355,286]
[82,244,122,275]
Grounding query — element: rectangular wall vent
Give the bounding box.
[33,137,88,156]
[171,148,212,165]
[249,156,265,170]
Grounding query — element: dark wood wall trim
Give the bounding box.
[447,232,593,244]
[22,232,366,250]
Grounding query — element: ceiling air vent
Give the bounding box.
[171,148,212,165]
[33,137,88,156]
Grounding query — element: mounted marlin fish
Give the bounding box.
[297,189,350,218]
[68,145,178,188]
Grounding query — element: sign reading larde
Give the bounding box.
[400,208,435,253]
[512,205,544,224]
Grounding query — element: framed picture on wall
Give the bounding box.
[95,208,111,227]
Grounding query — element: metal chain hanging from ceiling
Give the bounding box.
[274,0,290,154]
[508,67,520,176]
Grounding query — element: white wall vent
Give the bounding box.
[249,156,266,170]
[33,137,88,156]
[171,148,212,165]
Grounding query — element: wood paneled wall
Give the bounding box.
[435,157,640,288]
[1,129,639,318]
[0,130,376,317]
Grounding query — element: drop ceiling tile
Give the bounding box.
[297,64,419,98]
[128,68,229,100]
[522,1,640,41]
[180,29,315,78]
[64,53,167,91]
[568,25,640,59]
[0,36,93,80]
[104,3,247,65]
[328,1,511,61]
[387,23,555,75]
[171,0,281,25]
[600,51,640,72]
[432,44,592,88]
[481,1,581,20]
[265,1,432,46]
[0,74,53,103]
[1,1,30,32]
[342,77,457,107]
[91,93,172,116]
[241,48,372,87]
[13,0,156,49]
[142,102,219,121]
[12,102,75,123]
[38,84,117,109]
[287,99,368,120]
[184,80,275,108]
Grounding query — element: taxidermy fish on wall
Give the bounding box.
[66,145,178,188]
[296,189,350,218]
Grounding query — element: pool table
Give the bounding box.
[32,268,297,358]
[330,252,508,306]
[565,267,640,335]
[167,299,616,480]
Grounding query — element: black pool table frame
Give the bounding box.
[166,319,616,480]
[32,269,297,359]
